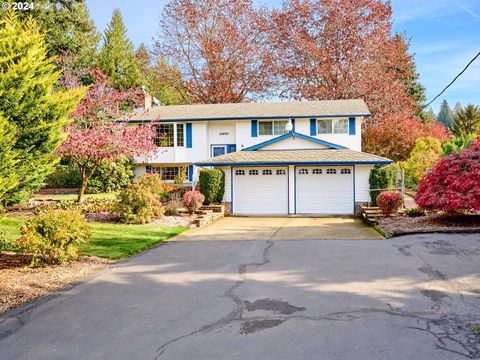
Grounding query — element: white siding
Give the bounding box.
[135,165,146,178]
[218,166,231,202]
[260,137,328,150]
[207,121,236,144]
[355,165,373,202]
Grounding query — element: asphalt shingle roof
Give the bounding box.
[119,99,370,121]
[195,149,392,166]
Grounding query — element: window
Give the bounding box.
[235,169,245,176]
[312,168,322,175]
[154,124,174,147]
[259,120,287,135]
[298,168,309,175]
[262,169,272,175]
[249,169,258,175]
[326,168,337,174]
[341,168,351,174]
[212,146,226,157]
[176,124,184,147]
[146,166,185,181]
[317,119,348,134]
[276,169,286,175]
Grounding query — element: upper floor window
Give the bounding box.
[176,124,184,147]
[153,123,185,147]
[259,120,288,136]
[318,119,348,135]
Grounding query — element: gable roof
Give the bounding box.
[118,99,370,122]
[243,131,346,151]
[195,149,392,166]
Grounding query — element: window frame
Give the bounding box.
[258,120,288,136]
[212,145,227,157]
[317,118,349,135]
[153,123,185,148]
[145,165,186,182]
[176,123,185,147]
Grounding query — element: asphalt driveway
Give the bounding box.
[1,234,479,360]
[173,215,383,241]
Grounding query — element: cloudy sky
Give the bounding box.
[86,0,480,113]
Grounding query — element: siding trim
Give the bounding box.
[349,117,356,135]
[310,118,317,136]
[243,131,346,151]
[251,120,258,137]
[186,123,192,148]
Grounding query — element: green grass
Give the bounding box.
[0,216,187,260]
[32,192,118,201]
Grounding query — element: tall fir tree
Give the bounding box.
[98,9,139,88]
[454,101,463,115]
[437,99,454,127]
[451,104,480,137]
[0,114,18,206]
[0,11,85,205]
[402,58,428,121]
[426,107,436,122]
[9,1,100,69]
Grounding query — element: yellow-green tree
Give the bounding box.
[0,12,85,205]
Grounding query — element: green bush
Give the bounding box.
[199,169,225,205]
[404,207,425,217]
[16,209,90,266]
[116,174,165,224]
[369,166,393,205]
[45,165,81,188]
[441,134,476,156]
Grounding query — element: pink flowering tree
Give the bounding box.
[56,123,156,202]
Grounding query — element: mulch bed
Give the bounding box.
[0,252,112,313]
[379,213,480,237]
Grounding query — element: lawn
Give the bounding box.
[0,216,187,260]
[32,192,118,201]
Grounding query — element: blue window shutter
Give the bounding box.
[186,123,192,148]
[251,120,258,137]
[227,144,236,153]
[348,117,356,135]
[291,119,296,132]
[310,119,317,136]
[188,165,193,181]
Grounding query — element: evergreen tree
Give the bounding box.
[426,107,436,122]
[0,12,85,205]
[451,104,480,137]
[0,114,18,206]
[402,59,428,121]
[437,99,454,127]
[98,9,139,88]
[454,101,463,115]
[10,1,100,69]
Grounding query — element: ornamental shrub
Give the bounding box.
[441,134,476,156]
[369,166,393,205]
[376,191,402,216]
[116,174,165,224]
[404,207,425,217]
[183,190,205,214]
[16,209,90,266]
[199,169,225,204]
[415,138,480,213]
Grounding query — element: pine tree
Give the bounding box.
[0,12,85,205]
[0,114,18,206]
[437,99,454,127]
[451,104,480,137]
[426,107,436,122]
[454,101,463,115]
[98,9,139,88]
[402,59,428,121]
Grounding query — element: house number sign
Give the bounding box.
[219,132,229,136]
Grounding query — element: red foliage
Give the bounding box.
[157,0,274,103]
[363,114,449,161]
[415,138,480,213]
[269,0,415,126]
[183,190,205,214]
[377,191,402,216]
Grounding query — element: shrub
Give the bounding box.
[173,168,187,188]
[45,165,81,188]
[16,209,90,266]
[404,207,425,217]
[441,134,476,156]
[376,191,402,216]
[183,190,205,214]
[115,174,165,224]
[369,166,393,205]
[199,169,225,204]
[416,138,480,213]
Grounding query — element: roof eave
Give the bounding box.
[195,160,392,166]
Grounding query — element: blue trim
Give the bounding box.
[227,144,236,153]
[210,144,236,157]
[186,123,192,148]
[251,120,258,137]
[310,119,317,136]
[243,131,346,151]
[121,113,371,123]
[353,165,356,213]
[291,119,296,132]
[349,117,356,135]
[195,160,392,166]
[188,165,193,181]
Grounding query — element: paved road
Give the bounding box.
[1,234,479,359]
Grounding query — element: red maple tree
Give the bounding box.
[415,138,480,213]
[156,0,274,103]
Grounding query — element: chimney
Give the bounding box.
[141,85,152,110]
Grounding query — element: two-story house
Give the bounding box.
[119,99,392,215]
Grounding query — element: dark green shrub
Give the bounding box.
[404,207,425,217]
[199,169,225,205]
[16,209,90,266]
[369,166,393,205]
[115,174,165,224]
[45,165,81,188]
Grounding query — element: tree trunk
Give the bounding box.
[78,176,88,203]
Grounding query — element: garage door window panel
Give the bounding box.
[235,169,245,176]
[341,168,351,174]
[276,169,286,175]
[312,168,322,175]
[249,169,259,175]
[327,168,337,174]
[262,169,273,175]
[298,168,309,175]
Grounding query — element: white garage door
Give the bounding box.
[233,167,288,214]
[296,166,353,214]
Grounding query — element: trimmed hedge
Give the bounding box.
[369,165,393,205]
[199,169,225,205]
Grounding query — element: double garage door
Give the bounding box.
[232,166,353,215]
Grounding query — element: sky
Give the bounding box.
[85,0,480,113]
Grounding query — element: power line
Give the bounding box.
[424,50,480,108]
